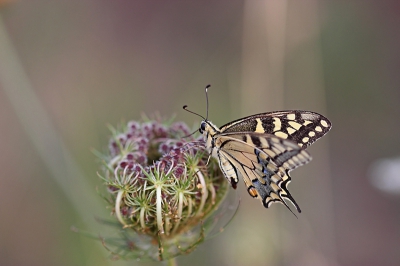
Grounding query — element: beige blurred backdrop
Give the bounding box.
[1,1,400,265]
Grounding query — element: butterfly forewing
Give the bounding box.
[219,110,332,149]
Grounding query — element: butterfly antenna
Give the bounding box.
[205,84,211,121]
[181,129,198,138]
[182,105,206,120]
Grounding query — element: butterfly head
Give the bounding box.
[199,120,219,136]
[199,121,205,134]
[199,121,207,134]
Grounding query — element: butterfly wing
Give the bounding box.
[214,132,311,213]
[219,110,332,149]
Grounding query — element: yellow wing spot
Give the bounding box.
[259,137,269,148]
[271,137,280,143]
[273,144,286,153]
[315,126,323,132]
[271,183,280,192]
[271,175,280,183]
[271,193,280,200]
[273,117,282,131]
[287,159,296,166]
[287,127,296,135]
[293,156,302,164]
[271,147,281,155]
[267,163,278,172]
[321,120,329,128]
[245,134,255,146]
[297,153,306,161]
[291,158,299,165]
[255,118,264,133]
[264,149,276,158]
[302,137,309,143]
[308,131,316,137]
[303,120,312,126]
[288,121,301,130]
[286,113,296,120]
[257,151,268,162]
[275,131,288,139]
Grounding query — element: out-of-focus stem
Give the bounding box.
[208,183,216,205]
[166,257,177,266]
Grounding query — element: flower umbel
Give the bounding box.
[97,118,230,261]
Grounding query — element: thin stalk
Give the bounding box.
[156,185,164,234]
[208,183,216,205]
[140,207,146,229]
[115,190,127,227]
[172,192,184,233]
[195,169,208,216]
[165,216,171,236]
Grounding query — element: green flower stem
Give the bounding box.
[165,217,171,236]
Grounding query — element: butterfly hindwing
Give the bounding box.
[219,110,332,149]
[214,132,311,213]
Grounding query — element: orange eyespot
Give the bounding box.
[247,186,258,198]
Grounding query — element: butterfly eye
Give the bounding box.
[199,121,206,134]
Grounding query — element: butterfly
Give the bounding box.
[184,85,332,215]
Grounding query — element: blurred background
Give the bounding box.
[1,1,400,265]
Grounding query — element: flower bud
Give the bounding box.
[97,119,231,261]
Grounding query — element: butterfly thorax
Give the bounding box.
[199,120,220,157]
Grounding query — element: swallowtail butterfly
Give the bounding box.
[184,85,331,215]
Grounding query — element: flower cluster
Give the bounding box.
[97,118,230,261]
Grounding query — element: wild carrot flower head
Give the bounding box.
[97,118,232,261]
